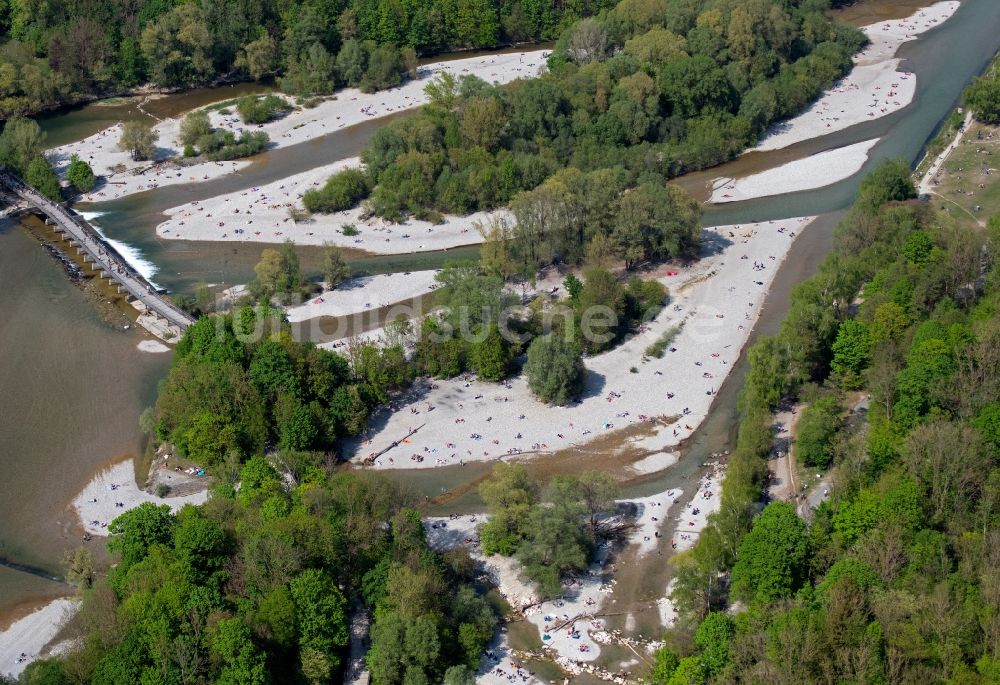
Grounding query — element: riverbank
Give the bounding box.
[48,50,547,203]
[917,109,975,195]
[754,1,961,152]
[72,459,209,537]
[347,217,814,470]
[0,598,77,679]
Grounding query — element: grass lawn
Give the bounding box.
[927,119,1000,228]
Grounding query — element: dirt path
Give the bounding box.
[917,110,987,226]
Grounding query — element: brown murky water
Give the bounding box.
[0,220,170,619]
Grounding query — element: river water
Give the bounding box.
[0,220,170,616]
[1,0,997,619]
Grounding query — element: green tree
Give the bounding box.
[435,262,515,330]
[965,71,1000,124]
[26,155,61,200]
[140,4,214,87]
[443,665,475,685]
[796,394,841,468]
[470,324,512,381]
[516,502,591,597]
[459,96,505,150]
[651,647,681,684]
[336,39,368,86]
[0,117,46,174]
[107,502,175,572]
[236,35,278,80]
[180,110,212,148]
[118,121,158,161]
[857,158,915,208]
[213,618,269,685]
[729,501,807,604]
[65,153,95,192]
[577,267,625,352]
[360,44,403,93]
[321,243,350,289]
[478,463,537,555]
[290,568,349,683]
[830,319,870,388]
[667,656,707,685]
[60,546,93,590]
[694,612,733,677]
[525,333,585,405]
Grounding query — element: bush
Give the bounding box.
[204,131,270,161]
[525,334,584,405]
[341,223,359,236]
[179,110,211,147]
[302,168,371,213]
[645,324,683,358]
[66,154,96,192]
[237,94,293,125]
[626,277,667,321]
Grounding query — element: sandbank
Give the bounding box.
[285,271,441,323]
[754,1,960,151]
[0,598,77,678]
[711,139,878,203]
[347,217,815,470]
[157,156,509,251]
[655,465,724,628]
[669,467,724,554]
[72,459,208,536]
[48,50,547,203]
[137,339,171,353]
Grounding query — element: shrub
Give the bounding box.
[237,94,293,125]
[302,168,371,213]
[645,324,683,358]
[204,131,270,161]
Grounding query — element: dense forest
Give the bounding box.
[651,157,1000,683]
[7,463,497,685]
[0,0,614,117]
[299,0,863,270]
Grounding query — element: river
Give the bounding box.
[0,219,170,617]
[1,0,997,622]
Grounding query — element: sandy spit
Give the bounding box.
[72,459,208,536]
[711,138,879,203]
[0,599,78,679]
[754,1,961,151]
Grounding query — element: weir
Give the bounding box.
[0,170,194,331]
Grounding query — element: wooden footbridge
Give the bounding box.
[1,170,194,330]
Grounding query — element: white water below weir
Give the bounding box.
[0,170,194,332]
